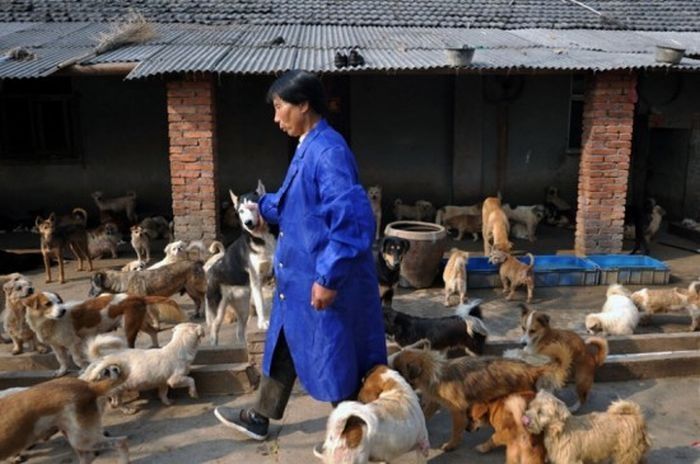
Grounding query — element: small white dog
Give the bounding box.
[320,365,429,464]
[82,322,205,414]
[366,185,383,240]
[502,204,546,242]
[148,240,188,270]
[585,284,640,335]
[522,390,651,464]
[121,259,147,272]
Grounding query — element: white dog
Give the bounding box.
[502,204,546,242]
[81,322,205,414]
[148,240,188,270]
[366,186,383,240]
[585,284,640,335]
[121,259,147,272]
[320,365,429,464]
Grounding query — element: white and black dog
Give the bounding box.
[205,181,276,346]
[376,237,410,306]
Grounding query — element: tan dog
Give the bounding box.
[523,390,651,464]
[631,281,700,331]
[0,363,130,463]
[490,251,535,303]
[482,196,512,256]
[519,306,608,412]
[435,203,482,226]
[130,224,151,263]
[468,391,545,464]
[92,190,137,223]
[442,248,470,306]
[1,273,24,342]
[443,213,482,241]
[367,185,383,240]
[3,275,46,355]
[36,213,93,283]
[390,341,570,451]
[320,364,430,463]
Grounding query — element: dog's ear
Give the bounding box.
[406,359,423,382]
[379,237,389,253]
[519,304,531,318]
[35,216,43,228]
[93,272,105,287]
[229,190,239,208]
[20,294,38,309]
[471,402,489,422]
[400,238,410,252]
[256,179,266,196]
[48,213,56,223]
[535,313,550,327]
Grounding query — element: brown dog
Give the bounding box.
[390,341,570,452]
[443,213,482,241]
[490,251,535,303]
[632,281,700,331]
[468,391,545,464]
[36,213,93,283]
[482,197,512,256]
[519,306,608,412]
[0,363,130,463]
[3,275,46,355]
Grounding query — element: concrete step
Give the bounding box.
[597,350,700,381]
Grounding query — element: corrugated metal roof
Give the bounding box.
[0,22,89,49]
[84,44,163,64]
[130,45,229,78]
[0,46,93,78]
[212,46,298,75]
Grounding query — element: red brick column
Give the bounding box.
[166,77,219,242]
[575,72,637,255]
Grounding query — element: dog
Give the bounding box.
[3,275,46,355]
[0,363,130,463]
[502,204,546,242]
[393,199,435,221]
[628,198,666,255]
[544,186,575,228]
[320,365,430,463]
[130,224,151,264]
[482,196,512,256]
[89,260,207,318]
[121,259,147,272]
[366,185,383,240]
[490,251,535,303]
[442,248,469,306]
[148,240,189,269]
[1,272,24,342]
[511,222,530,240]
[631,281,700,331]
[390,341,570,451]
[383,299,487,355]
[585,284,640,335]
[206,181,276,345]
[443,213,482,241]
[204,240,226,272]
[92,190,137,223]
[87,222,121,259]
[522,390,651,464]
[36,212,93,283]
[519,305,608,412]
[81,322,205,414]
[139,215,173,242]
[376,236,410,306]
[435,203,482,227]
[22,291,185,376]
[467,391,546,464]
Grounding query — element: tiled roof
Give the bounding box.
[0,1,699,32]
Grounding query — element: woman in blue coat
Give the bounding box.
[215,70,387,443]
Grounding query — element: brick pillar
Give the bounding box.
[575,72,637,255]
[166,76,219,242]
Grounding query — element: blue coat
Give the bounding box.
[258,119,387,402]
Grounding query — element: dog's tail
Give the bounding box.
[456,298,483,319]
[435,207,445,225]
[143,296,187,323]
[607,400,652,452]
[323,402,375,461]
[585,336,608,366]
[86,363,130,396]
[208,240,225,255]
[687,281,700,298]
[526,253,535,269]
[71,207,88,226]
[536,341,573,390]
[86,333,128,362]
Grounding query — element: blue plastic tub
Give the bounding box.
[586,255,670,285]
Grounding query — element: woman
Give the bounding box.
[214,70,387,445]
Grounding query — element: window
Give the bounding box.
[567,74,585,153]
[0,77,79,162]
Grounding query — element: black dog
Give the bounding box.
[376,236,410,306]
[383,299,488,355]
[629,198,665,255]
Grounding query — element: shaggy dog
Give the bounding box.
[82,322,205,414]
[0,363,130,463]
[435,203,482,227]
[522,390,651,464]
[631,281,700,331]
[130,224,151,264]
[376,236,410,306]
[482,196,512,256]
[3,275,46,355]
[519,306,608,412]
[92,190,137,223]
[502,204,546,242]
[442,213,482,241]
[36,212,93,283]
[139,215,173,242]
[442,248,470,306]
[585,284,640,336]
[320,365,429,463]
[366,185,383,240]
[393,199,435,221]
[87,222,121,259]
[490,250,535,303]
[390,341,570,451]
[89,260,207,318]
[467,391,545,464]
[382,299,487,355]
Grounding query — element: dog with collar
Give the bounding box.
[376,236,410,306]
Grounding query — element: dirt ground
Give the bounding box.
[2,225,700,463]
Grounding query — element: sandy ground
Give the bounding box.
[2,225,700,463]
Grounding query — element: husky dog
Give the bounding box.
[206,181,277,345]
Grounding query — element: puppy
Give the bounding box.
[366,185,383,240]
[92,190,137,223]
[376,236,410,306]
[0,363,130,463]
[3,275,46,355]
[520,306,608,412]
[522,390,651,464]
[390,341,570,451]
[442,248,470,306]
[490,251,535,303]
[36,212,93,283]
[585,284,640,335]
[502,204,546,242]
[393,199,435,221]
[631,281,700,331]
[82,322,205,414]
[443,213,482,241]
[121,259,147,272]
[148,240,188,269]
[321,364,429,463]
[482,196,512,256]
[87,221,121,259]
[383,299,487,355]
[139,215,173,242]
[467,391,545,464]
[435,203,482,226]
[130,224,151,263]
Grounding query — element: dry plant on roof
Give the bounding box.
[4,46,36,61]
[95,9,156,54]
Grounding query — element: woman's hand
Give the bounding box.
[311,282,337,310]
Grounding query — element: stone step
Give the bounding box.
[597,350,700,381]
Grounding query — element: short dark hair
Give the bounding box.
[267,70,328,115]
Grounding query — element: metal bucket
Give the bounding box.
[385,221,447,288]
[446,47,475,67]
[655,45,685,65]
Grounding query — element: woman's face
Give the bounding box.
[272,95,307,137]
